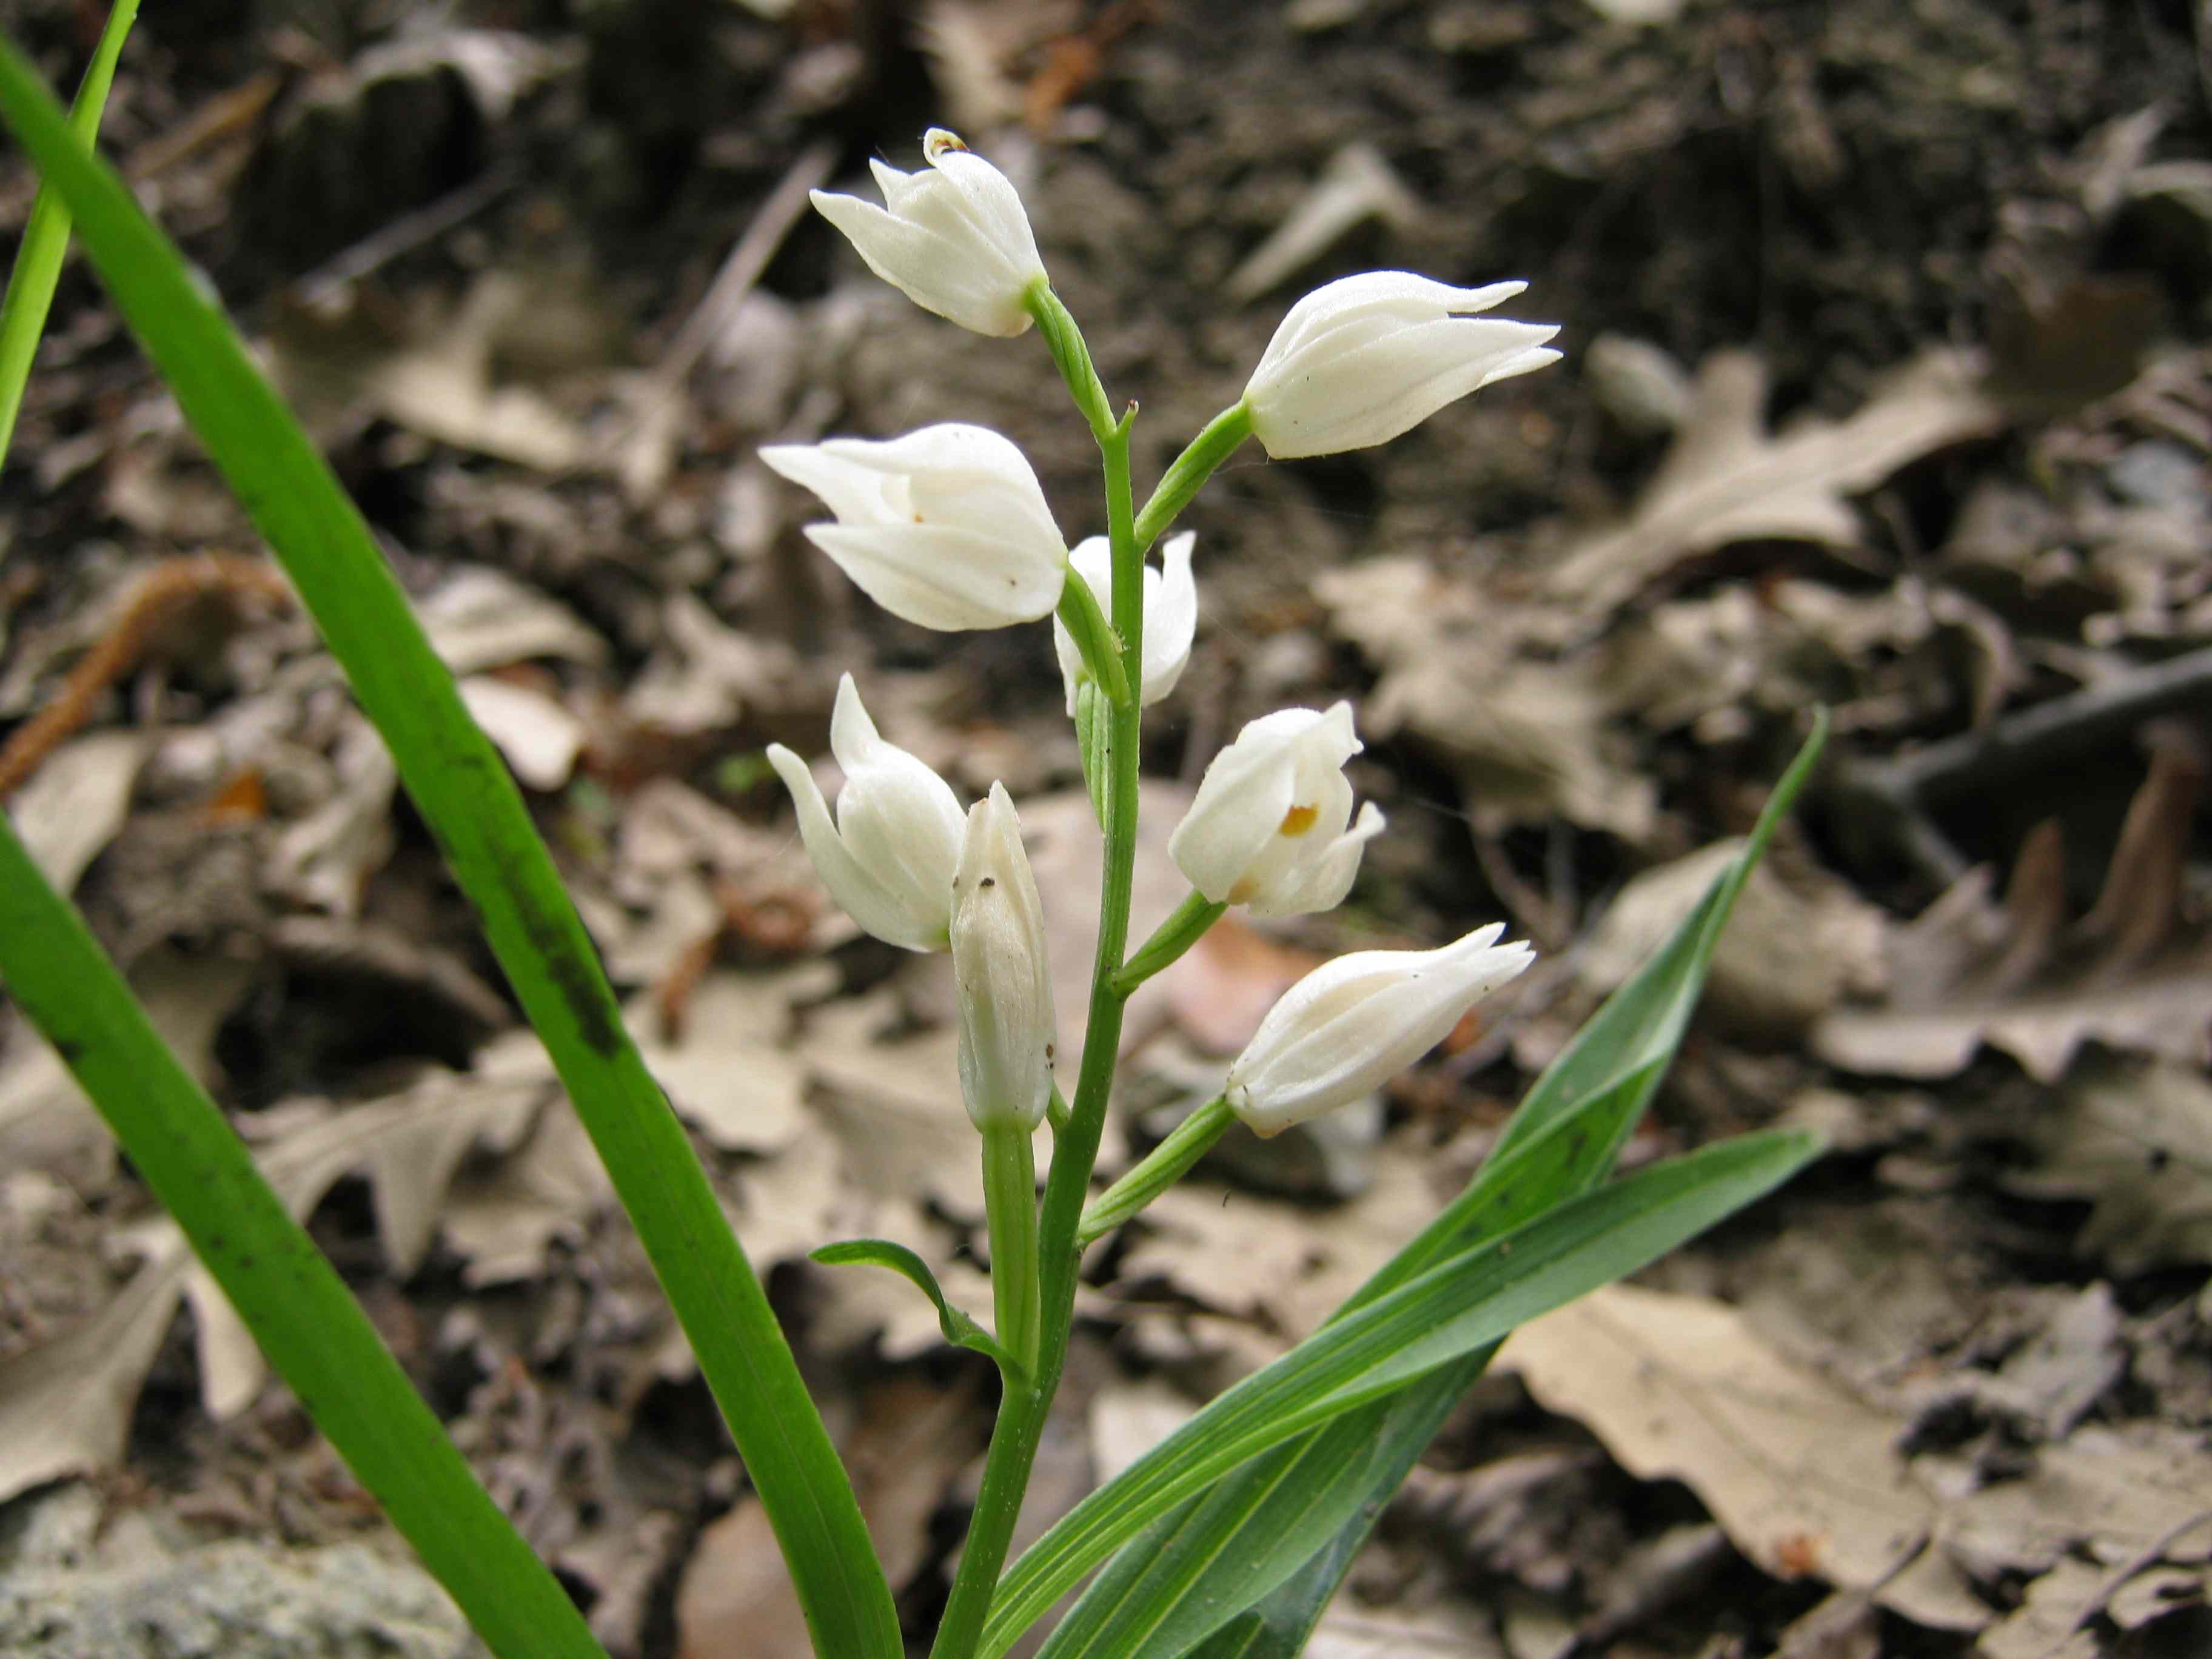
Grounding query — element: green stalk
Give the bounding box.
[1076,1095,1234,1249]
[0,38,899,1658]
[0,0,137,474]
[1132,403,1253,552]
[0,817,608,1659]
[982,1121,1042,1374]
[933,312,1149,1659]
[1026,280,1112,441]
[1111,891,1226,997]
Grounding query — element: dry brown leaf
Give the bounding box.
[1578,838,1887,1040]
[1907,1426,2212,1649]
[1088,1377,1199,1487]
[0,1041,555,1456]
[1544,347,2007,620]
[675,1375,987,1659]
[1313,557,1657,840]
[5,729,148,892]
[1505,1283,1932,1593]
[1811,865,2212,1082]
[419,566,610,675]
[623,594,801,739]
[1814,752,2212,1081]
[1116,1147,1438,1350]
[1157,913,1324,1056]
[675,1499,812,1659]
[458,675,586,791]
[277,273,596,470]
[625,965,832,1155]
[0,948,252,1193]
[1504,1283,2212,1642]
[0,1235,195,1503]
[1308,1603,1511,1658]
[270,709,397,917]
[440,1097,614,1287]
[2006,1056,2212,1272]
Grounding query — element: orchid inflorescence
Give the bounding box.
[762,126,1555,1635]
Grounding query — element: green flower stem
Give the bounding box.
[1110,891,1227,997]
[982,1120,1042,1375]
[1132,401,1253,552]
[0,817,609,1659]
[932,306,1150,1659]
[0,39,900,1659]
[1076,1095,1234,1250]
[1025,279,1113,441]
[0,0,136,476]
[1053,566,1131,711]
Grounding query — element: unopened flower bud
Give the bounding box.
[1050,532,1198,716]
[766,674,964,951]
[1227,925,1535,1136]
[761,424,1068,631]
[811,128,1046,338]
[951,783,1055,1131]
[1168,702,1384,917]
[1244,272,1560,459]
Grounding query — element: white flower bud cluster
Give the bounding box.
[768,131,1549,1138]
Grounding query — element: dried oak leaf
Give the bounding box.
[1813,743,2212,1082]
[1505,1283,2212,1643]
[0,1044,549,1496]
[2005,1056,2212,1272]
[1544,348,2007,622]
[1314,557,1657,841]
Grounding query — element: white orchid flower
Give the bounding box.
[760,424,1068,631]
[765,674,965,952]
[811,128,1046,338]
[1244,272,1560,458]
[1168,702,1384,917]
[1227,925,1535,1136]
[951,783,1056,1130]
[1050,531,1197,716]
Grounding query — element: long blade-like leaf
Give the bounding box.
[981,1128,1820,1654]
[0,816,609,1658]
[0,36,899,1658]
[1031,720,1828,1659]
[0,0,136,469]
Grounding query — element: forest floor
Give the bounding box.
[1,1,2210,1655]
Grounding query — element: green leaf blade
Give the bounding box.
[981,1128,1822,1655]
[813,1239,1026,1381]
[0,0,137,471]
[0,35,900,1658]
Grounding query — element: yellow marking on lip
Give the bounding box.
[1278,803,1318,837]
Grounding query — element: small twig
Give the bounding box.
[0,554,292,801]
[122,69,284,180]
[1828,642,2212,886]
[2052,1506,2212,1654]
[615,139,837,444]
[290,161,521,312]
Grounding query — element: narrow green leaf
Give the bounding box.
[1027,720,1829,1658]
[981,1129,1822,1655]
[814,1239,1025,1381]
[0,36,899,1658]
[0,0,136,470]
[0,817,608,1659]
[1495,714,1828,1164]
